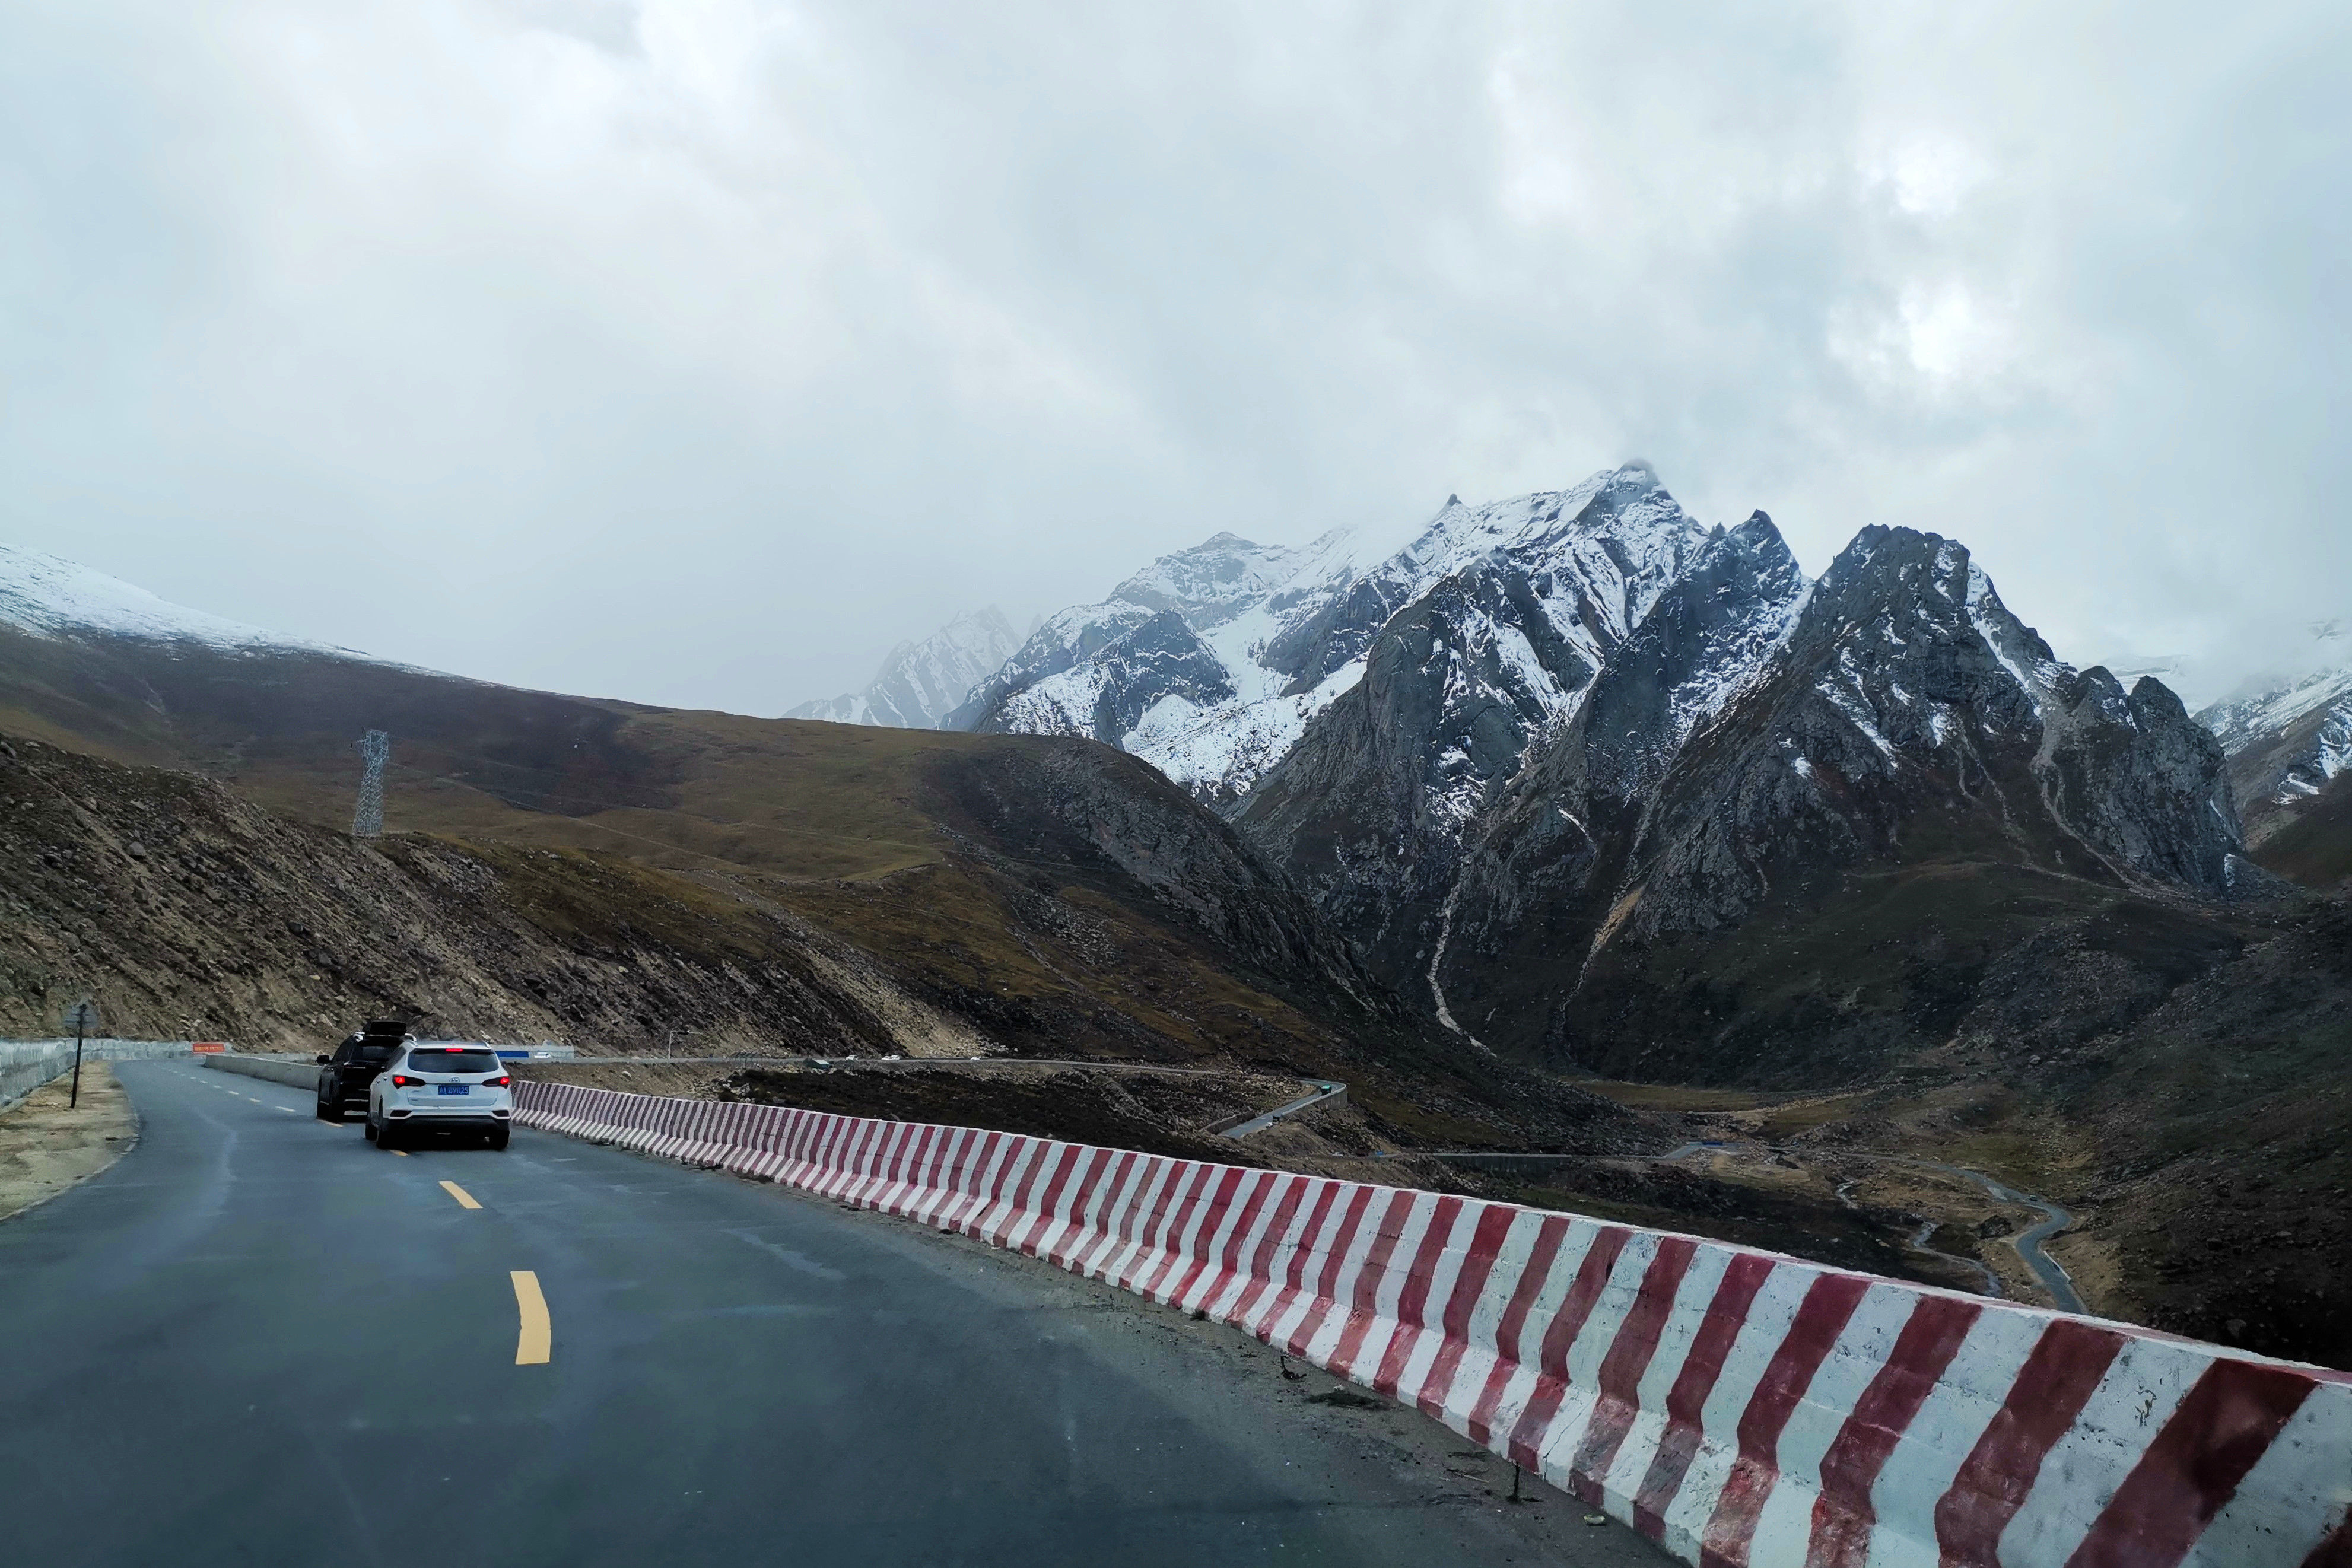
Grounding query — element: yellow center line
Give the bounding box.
[392,1149,409,1157]
[439,1180,482,1210]
[510,1271,551,1365]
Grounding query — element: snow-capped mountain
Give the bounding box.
[971,460,2260,1038]
[949,527,1382,802]
[787,607,1019,728]
[1427,522,2252,1071]
[958,463,1711,807]
[1232,498,2255,1060]
[2199,620,2352,849]
[0,542,367,658]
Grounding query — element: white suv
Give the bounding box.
[366,1044,516,1151]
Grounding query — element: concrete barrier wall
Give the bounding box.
[0,1039,196,1112]
[513,1080,2352,1567]
[0,1050,71,1112]
[200,1055,319,1090]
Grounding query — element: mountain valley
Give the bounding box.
[939,463,2352,1363]
[4,482,2348,1365]
[0,556,1662,1178]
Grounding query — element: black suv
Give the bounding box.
[314,1021,412,1122]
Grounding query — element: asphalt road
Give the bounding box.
[1908,1156,2087,1313]
[1,1061,1665,1567]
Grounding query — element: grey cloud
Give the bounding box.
[0,1,2344,713]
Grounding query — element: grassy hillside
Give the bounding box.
[0,629,1651,1153]
[0,621,1010,879]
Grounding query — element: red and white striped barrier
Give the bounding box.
[514,1080,2352,1567]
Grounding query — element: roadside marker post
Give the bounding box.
[66,998,98,1109]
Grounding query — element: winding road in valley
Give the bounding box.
[1801,1147,2085,1313]
[0,1061,1662,1568]
[1405,1136,2086,1315]
[1903,1157,2086,1313]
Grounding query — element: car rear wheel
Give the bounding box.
[316,1098,344,1122]
[363,1116,379,1144]
[487,1127,510,1151]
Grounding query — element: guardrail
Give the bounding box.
[509,1079,2352,1567]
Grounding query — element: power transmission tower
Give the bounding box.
[353,730,390,839]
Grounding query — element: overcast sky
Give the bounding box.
[4,1,2347,713]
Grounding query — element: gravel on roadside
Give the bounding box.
[0,1063,137,1223]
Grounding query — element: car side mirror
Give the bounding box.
[315,1054,330,1064]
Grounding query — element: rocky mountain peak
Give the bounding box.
[1760,529,2243,893]
[1108,532,1305,631]
[1257,465,1709,705]
[1227,469,1728,981]
[786,605,1019,729]
[984,610,1235,748]
[2036,663,2248,892]
[1418,519,2260,1074]
[962,465,1711,808]
[1779,527,2058,761]
[1556,508,1809,811]
[2197,619,2352,862]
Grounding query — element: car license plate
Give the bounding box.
[436,1084,470,1096]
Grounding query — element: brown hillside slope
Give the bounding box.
[0,731,922,1054]
[0,625,1383,1055]
[0,626,1653,1153]
[2247,775,2352,890]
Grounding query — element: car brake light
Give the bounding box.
[390,1074,421,1087]
[484,1075,510,1087]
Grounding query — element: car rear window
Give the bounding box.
[404,1049,503,1074]
[354,1044,399,1061]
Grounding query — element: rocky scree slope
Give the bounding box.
[1430,523,2257,1079]
[2037,895,2352,1366]
[1237,504,1806,998]
[787,607,1019,728]
[1820,887,2352,1367]
[0,727,1656,1157]
[0,733,914,1052]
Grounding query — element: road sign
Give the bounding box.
[66,998,99,1109]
